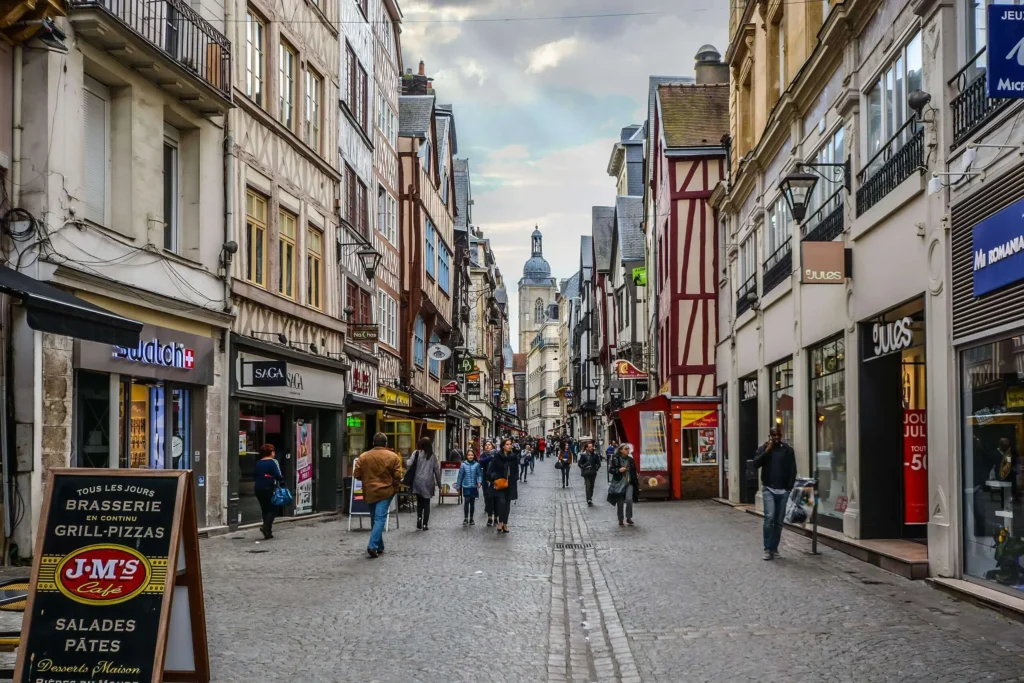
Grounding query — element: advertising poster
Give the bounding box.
[903,409,928,524]
[295,421,314,516]
[350,471,369,516]
[639,411,668,471]
[16,473,181,682]
[696,428,717,464]
[440,462,461,498]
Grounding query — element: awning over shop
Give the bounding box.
[0,266,143,346]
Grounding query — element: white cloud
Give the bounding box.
[526,37,580,74]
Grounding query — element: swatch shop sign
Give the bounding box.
[75,323,216,385]
[114,338,194,370]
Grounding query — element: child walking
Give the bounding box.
[456,448,483,525]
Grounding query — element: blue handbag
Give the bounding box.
[271,487,294,507]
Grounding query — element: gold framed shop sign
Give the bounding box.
[15,469,209,682]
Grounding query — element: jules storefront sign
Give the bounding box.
[863,316,916,361]
[971,195,1024,296]
[801,242,846,285]
[16,470,209,682]
[76,324,215,385]
[235,351,345,407]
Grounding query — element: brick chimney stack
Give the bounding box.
[403,59,434,95]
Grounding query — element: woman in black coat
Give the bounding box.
[488,438,516,534]
[479,440,498,527]
[609,443,640,526]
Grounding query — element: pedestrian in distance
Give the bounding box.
[456,448,483,526]
[520,445,532,483]
[253,444,285,540]
[609,443,640,526]
[752,427,797,560]
[538,436,547,460]
[353,433,402,559]
[577,440,602,506]
[556,448,571,488]
[488,438,516,534]
[529,443,536,473]
[406,436,442,531]
[479,439,499,527]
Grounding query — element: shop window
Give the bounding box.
[278,209,296,299]
[769,359,794,441]
[382,419,414,458]
[245,190,267,287]
[811,337,847,521]
[961,333,1024,594]
[682,428,718,465]
[76,371,111,468]
[118,380,192,470]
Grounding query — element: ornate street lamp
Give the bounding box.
[778,171,819,223]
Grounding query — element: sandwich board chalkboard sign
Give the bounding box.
[14,469,209,683]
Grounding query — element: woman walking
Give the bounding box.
[253,444,285,539]
[609,443,640,526]
[479,439,498,526]
[520,445,532,483]
[556,448,571,488]
[456,448,483,525]
[488,438,516,534]
[406,437,442,530]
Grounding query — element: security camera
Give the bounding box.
[908,90,932,116]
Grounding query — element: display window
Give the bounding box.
[811,337,847,521]
[382,418,414,457]
[117,379,193,470]
[681,428,718,465]
[238,402,286,524]
[961,333,1024,594]
[769,359,793,442]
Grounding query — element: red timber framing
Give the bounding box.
[657,156,722,397]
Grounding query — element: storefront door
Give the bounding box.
[739,375,759,504]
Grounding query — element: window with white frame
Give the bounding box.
[377,92,397,149]
[438,244,451,293]
[865,32,923,176]
[739,232,757,285]
[420,140,431,173]
[766,199,791,259]
[378,290,397,348]
[425,219,436,278]
[376,185,397,246]
[83,76,110,226]
[807,127,845,220]
[162,124,180,253]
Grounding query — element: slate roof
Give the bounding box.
[454,158,470,232]
[561,271,581,300]
[615,196,645,262]
[645,76,693,186]
[435,104,458,155]
[592,206,616,273]
[399,95,434,138]
[658,84,730,148]
[436,115,450,167]
[580,236,594,273]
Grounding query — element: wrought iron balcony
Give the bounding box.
[802,190,844,242]
[856,119,924,216]
[762,238,792,295]
[949,49,1011,150]
[736,274,757,316]
[70,0,232,114]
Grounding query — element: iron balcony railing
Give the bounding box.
[802,189,844,242]
[736,274,757,316]
[949,49,1011,150]
[856,118,924,216]
[762,238,792,295]
[70,0,231,98]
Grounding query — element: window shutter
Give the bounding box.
[83,87,107,225]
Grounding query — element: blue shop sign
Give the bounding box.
[972,195,1024,297]
[987,4,1024,98]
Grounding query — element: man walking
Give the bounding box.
[353,432,402,559]
[578,439,602,506]
[538,435,547,460]
[751,427,797,560]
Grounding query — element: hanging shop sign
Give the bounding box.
[348,358,378,399]
[458,357,477,374]
[236,351,345,407]
[631,266,647,287]
[970,194,1024,296]
[349,324,379,343]
[16,469,209,682]
[440,380,459,395]
[75,324,216,385]
[241,360,288,387]
[615,359,648,379]
[986,4,1024,98]
[801,242,847,285]
[679,409,719,429]
[903,409,928,525]
[295,421,314,515]
[440,462,460,498]
[863,316,915,361]
[378,386,411,407]
[427,344,453,362]
[466,372,482,396]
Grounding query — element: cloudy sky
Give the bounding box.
[401,0,729,350]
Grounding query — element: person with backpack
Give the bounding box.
[253,444,285,539]
[456,447,483,525]
[578,440,602,506]
[488,438,516,534]
[406,436,442,531]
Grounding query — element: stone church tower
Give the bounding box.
[518,227,558,351]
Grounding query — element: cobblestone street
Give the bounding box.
[201,462,1024,682]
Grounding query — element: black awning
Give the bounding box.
[0,267,142,346]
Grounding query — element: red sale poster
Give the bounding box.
[903,409,928,524]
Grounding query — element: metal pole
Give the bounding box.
[810,479,821,555]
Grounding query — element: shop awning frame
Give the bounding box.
[0,266,143,346]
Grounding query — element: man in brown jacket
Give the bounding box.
[353,432,402,558]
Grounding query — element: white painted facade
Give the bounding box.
[527,320,560,438]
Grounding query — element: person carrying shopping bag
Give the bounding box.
[488,438,516,534]
[406,437,442,531]
[456,448,483,525]
[479,440,499,527]
[253,444,285,539]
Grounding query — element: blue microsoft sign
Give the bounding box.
[972,195,1024,297]
[987,4,1024,98]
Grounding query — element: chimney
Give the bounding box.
[418,60,425,76]
[402,60,434,96]
[694,44,729,85]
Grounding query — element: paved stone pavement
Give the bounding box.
[196,458,1024,682]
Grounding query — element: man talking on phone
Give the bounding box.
[751,426,796,561]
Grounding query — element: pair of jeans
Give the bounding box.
[583,475,596,502]
[463,496,476,519]
[520,465,528,482]
[255,489,278,533]
[530,459,535,473]
[616,486,634,521]
[366,496,392,552]
[416,495,432,526]
[493,491,510,525]
[762,488,788,552]
[561,467,570,487]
